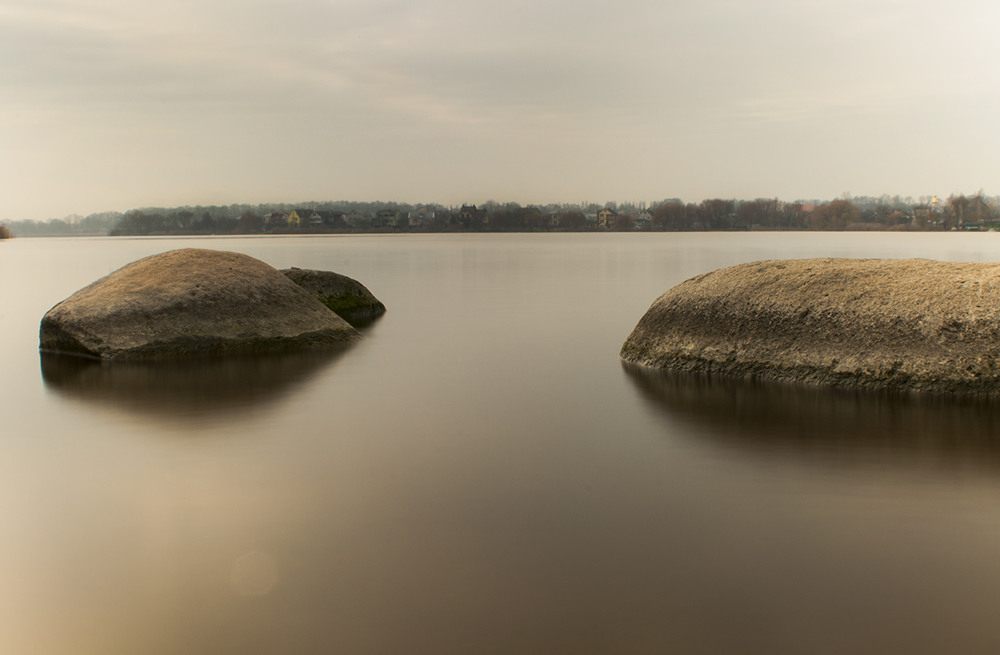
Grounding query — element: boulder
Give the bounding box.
[40,248,360,360]
[281,267,386,326]
[620,258,1000,395]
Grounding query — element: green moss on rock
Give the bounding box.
[281,268,386,327]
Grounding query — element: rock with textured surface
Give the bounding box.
[620,258,1000,395]
[40,249,360,360]
[281,267,386,326]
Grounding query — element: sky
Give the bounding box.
[3,0,1000,220]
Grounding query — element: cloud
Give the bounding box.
[3,0,1000,219]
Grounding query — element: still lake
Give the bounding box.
[6,232,1000,654]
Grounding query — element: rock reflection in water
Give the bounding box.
[623,363,1000,466]
[40,347,349,422]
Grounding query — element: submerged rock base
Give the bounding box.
[620,258,1000,395]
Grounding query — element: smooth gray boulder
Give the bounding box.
[40,248,360,360]
[620,258,1000,395]
[281,267,386,326]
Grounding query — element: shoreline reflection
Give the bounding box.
[41,347,350,424]
[623,363,1000,466]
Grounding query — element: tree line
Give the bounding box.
[650,194,996,231]
[1,212,121,237]
[4,193,998,237]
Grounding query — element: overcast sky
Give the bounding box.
[3,0,1000,220]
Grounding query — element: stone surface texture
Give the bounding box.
[40,248,359,359]
[281,267,386,326]
[620,258,1000,395]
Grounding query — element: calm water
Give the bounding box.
[6,232,1000,654]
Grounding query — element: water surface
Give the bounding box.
[5,233,1000,654]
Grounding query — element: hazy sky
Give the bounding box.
[3,0,1000,220]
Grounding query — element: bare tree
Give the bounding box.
[698,199,735,230]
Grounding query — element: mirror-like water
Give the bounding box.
[5,232,1000,654]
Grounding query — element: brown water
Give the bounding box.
[5,232,1000,654]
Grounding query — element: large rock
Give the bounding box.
[281,267,386,326]
[620,258,1000,395]
[40,248,360,360]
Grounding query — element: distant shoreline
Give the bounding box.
[4,193,997,237]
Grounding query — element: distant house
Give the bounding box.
[409,207,435,228]
[290,209,323,227]
[459,204,489,228]
[887,210,908,224]
[373,209,401,228]
[344,211,370,228]
[324,211,347,227]
[597,208,618,229]
[522,206,542,228]
[265,211,288,229]
[967,195,994,225]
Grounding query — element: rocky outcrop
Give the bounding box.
[620,258,1000,395]
[40,249,360,360]
[281,267,386,326]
